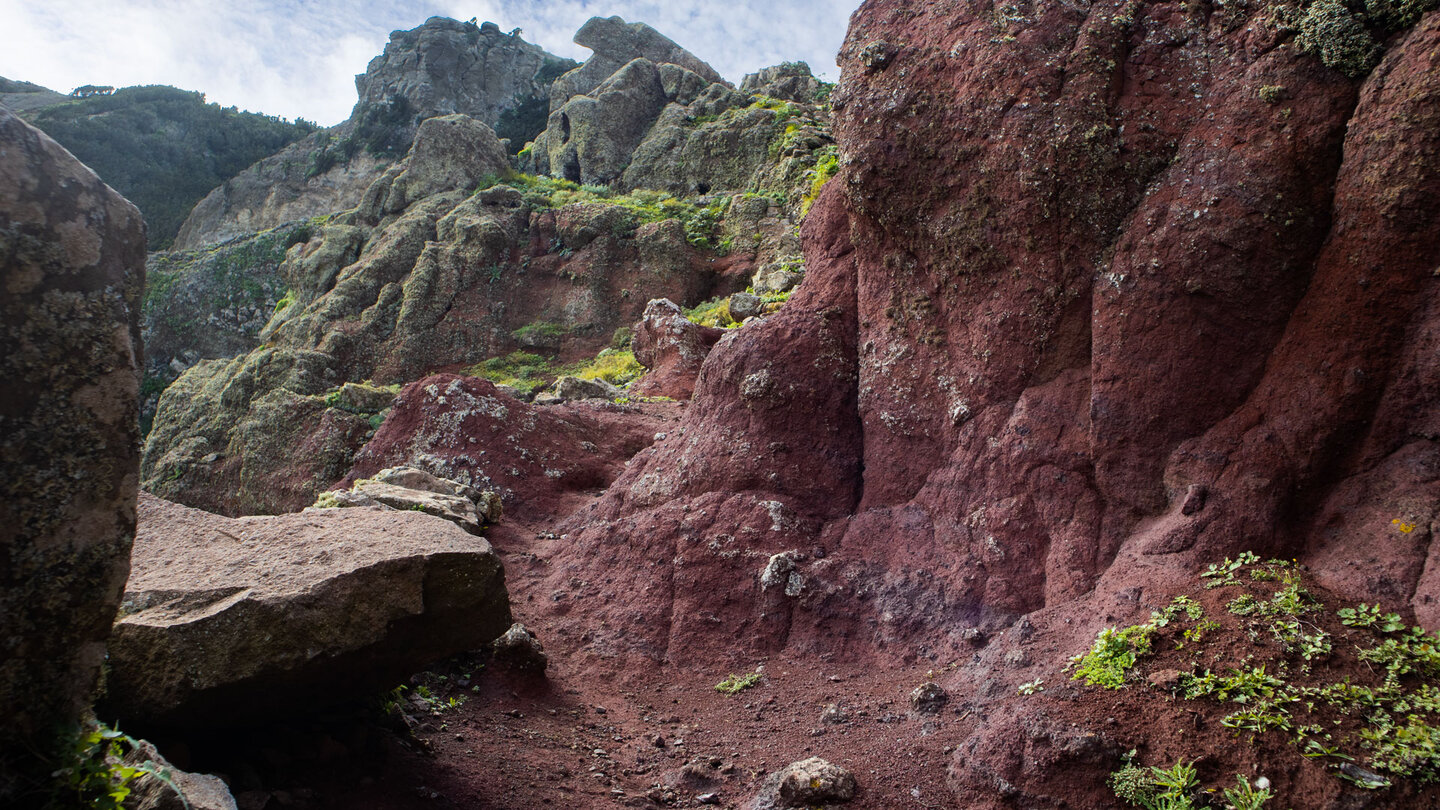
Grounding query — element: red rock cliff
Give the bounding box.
[545,0,1440,667]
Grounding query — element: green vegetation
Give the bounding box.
[802,145,840,216]
[512,321,568,345]
[48,720,187,810]
[479,173,731,250]
[465,344,645,395]
[145,220,310,336]
[576,349,644,386]
[1288,0,1439,77]
[1073,553,1440,796]
[715,672,763,694]
[466,351,557,395]
[1109,757,1201,810]
[29,85,315,249]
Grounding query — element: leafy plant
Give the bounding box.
[1221,775,1273,809]
[715,672,762,694]
[50,721,188,810]
[1109,757,1199,810]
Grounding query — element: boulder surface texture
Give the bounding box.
[105,493,511,729]
[0,108,146,802]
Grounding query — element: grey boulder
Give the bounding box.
[105,493,511,728]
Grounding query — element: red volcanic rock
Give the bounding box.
[537,0,1440,754]
[630,298,727,400]
[342,374,674,519]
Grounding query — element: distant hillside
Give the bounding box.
[26,85,316,249]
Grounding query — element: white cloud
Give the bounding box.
[0,0,856,125]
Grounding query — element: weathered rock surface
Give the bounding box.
[321,465,500,533]
[171,134,386,251]
[545,57,671,186]
[548,16,725,111]
[524,19,834,207]
[145,120,749,515]
[341,375,668,516]
[535,0,1440,778]
[548,374,622,402]
[751,757,856,808]
[106,493,511,728]
[173,17,574,251]
[740,62,825,104]
[0,108,146,800]
[631,298,726,400]
[125,738,239,810]
[354,114,509,219]
[354,17,568,140]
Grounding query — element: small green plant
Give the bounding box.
[1339,603,1405,633]
[1070,624,1155,688]
[715,672,762,694]
[1018,678,1045,695]
[51,721,188,810]
[1221,775,1273,809]
[1109,756,1199,810]
[575,349,644,386]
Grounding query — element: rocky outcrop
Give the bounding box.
[524,18,834,207]
[341,375,669,517]
[142,221,314,425]
[171,134,386,251]
[536,0,1440,686]
[320,465,501,534]
[354,17,569,140]
[631,298,726,400]
[547,16,725,110]
[145,117,750,516]
[173,17,575,252]
[0,109,146,800]
[739,62,825,104]
[544,57,672,186]
[525,0,1440,804]
[353,113,509,218]
[105,493,511,729]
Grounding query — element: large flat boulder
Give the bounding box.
[0,107,146,800]
[105,493,511,729]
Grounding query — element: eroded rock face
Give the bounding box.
[341,375,668,517]
[106,493,511,729]
[354,17,565,136]
[171,135,386,251]
[740,62,824,103]
[631,298,727,400]
[173,17,573,252]
[0,108,146,800]
[537,0,1440,696]
[526,18,834,205]
[548,16,725,110]
[145,116,750,515]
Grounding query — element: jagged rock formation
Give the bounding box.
[171,138,386,251]
[552,16,725,104]
[0,109,146,802]
[106,493,510,729]
[355,17,576,147]
[142,115,748,516]
[631,298,726,400]
[740,62,826,103]
[172,18,575,251]
[525,16,834,203]
[538,0,1440,704]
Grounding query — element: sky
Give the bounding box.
[0,1,859,126]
